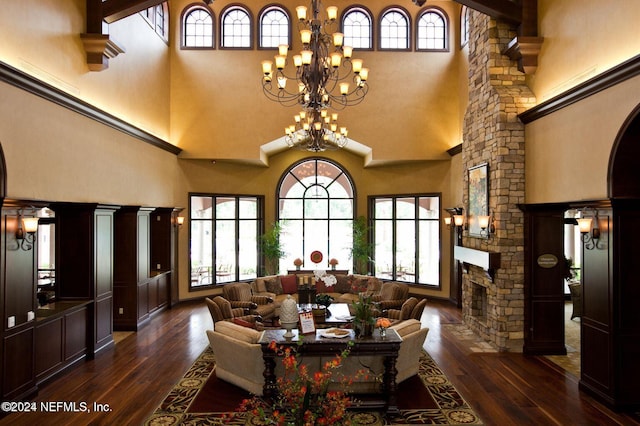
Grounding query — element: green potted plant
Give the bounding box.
[350,216,373,275]
[260,221,285,276]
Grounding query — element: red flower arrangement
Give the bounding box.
[232,340,367,425]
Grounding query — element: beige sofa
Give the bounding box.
[250,274,409,316]
[206,318,429,396]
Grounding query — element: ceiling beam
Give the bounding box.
[455,0,522,25]
[101,0,166,24]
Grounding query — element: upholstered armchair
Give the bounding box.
[222,282,276,320]
[205,296,264,329]
[371,282,410,310]
[384,297,427,323]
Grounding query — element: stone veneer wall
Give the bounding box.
[461,12,536,351]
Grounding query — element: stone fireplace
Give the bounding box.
[460,12,536,351]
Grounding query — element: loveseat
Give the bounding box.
[206,318,429,396]
[250,273,409,316]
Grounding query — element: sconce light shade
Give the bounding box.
[577,217,592,234]
[443,217,451,226]
[16,209,38,251]
[478,215,490,230]
[176,216,185,226]
[22,217,39,233]
[453,215,464,227]
[578,208,602,250]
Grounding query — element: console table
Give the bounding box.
[259,328,402,415]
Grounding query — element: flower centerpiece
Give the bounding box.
[328,258,339,270]
[376,317,391,337]
[293,258,303,270]
[232,340,365,425]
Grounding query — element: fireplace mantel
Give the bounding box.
[454,246,501,282]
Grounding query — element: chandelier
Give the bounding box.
[284,109,348,151]
[260,0,369,151]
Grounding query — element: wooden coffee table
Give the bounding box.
[259,327,402,415]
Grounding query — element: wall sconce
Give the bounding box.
[478,211,496,238]
[16,209,39,251]
[443,216,452,229]
[577,208,602,250]
[176,216,185,226]
[444,207,465,229]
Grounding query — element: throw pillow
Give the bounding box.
[280,274,298,294]
[233,318,256,329]
[253,279,267,293]
[315,279,328,293]
[334,275,352,293]
[265,277,283,295]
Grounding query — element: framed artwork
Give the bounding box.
[468,163,489,237]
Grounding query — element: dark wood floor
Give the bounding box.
[2,298,639,426]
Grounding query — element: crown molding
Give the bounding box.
[0,61,181,155]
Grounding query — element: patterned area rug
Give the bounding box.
[144,348,483,425]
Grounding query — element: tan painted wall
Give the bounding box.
[525,75,640,204]
[524,0,640,203]
[0,81,183,207]
[0,0,170,140]
[531,0,640,102]
[169,0,464,163]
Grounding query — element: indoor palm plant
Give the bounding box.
[260,221,286,276]
[350,216,373,275]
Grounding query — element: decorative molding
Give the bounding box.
[455,0,522,24]
[503,36,543,75]
[80,33,125,71]
[520,54,640,124]
[0,61,181,155]
[447,144,463,156]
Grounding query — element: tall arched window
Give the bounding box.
[182,5,214,48]
[460,6,470,48]
[342,7,373,49]
[277,159,355,272]
[259,5,290,48]
[221,5,252,48]
[379,7,410,50]
[141,2,169,41]
[416,8,448,51]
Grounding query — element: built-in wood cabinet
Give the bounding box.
[53,203,117,353]
[35,302,89,382]
[114,207,174,331]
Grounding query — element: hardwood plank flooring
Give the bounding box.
[1,298,639,426]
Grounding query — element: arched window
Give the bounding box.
[416,8,448,51]
[221,5,252,48]
[141,2,169,42]
[342,7,373,50]
[182,5,214,48]
[379,7,410,50]
[460,6,470,48]
[259,5,290,48]
[277,159,355,273]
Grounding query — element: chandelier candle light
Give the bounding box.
[261,0,369,152]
